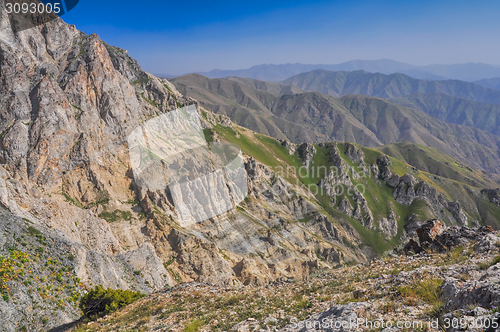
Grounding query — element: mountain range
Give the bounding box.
[282,70,500,103]
[2,7,500,332]
[171,73,500,178]
[475,77,500,90]
[192,60,500,82]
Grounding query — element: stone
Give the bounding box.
[297,143,316,168]
[417,219,446,244]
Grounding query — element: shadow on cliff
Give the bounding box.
[48,318,83,332]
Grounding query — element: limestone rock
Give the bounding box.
[417,219,446,244]
[344,143,364,165]
[297,143,316,168]
[280,139,296,155]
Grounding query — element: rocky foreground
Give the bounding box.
[74,221,500,332]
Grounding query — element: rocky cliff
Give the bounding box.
[1,6,500,332]
[0,8,363,331]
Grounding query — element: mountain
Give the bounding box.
[199,63,328,81]
[3,12,348,330]
[155,74,177,79]
[7,10,492,331]
[2,8,500,332]
[225,76,306,95]
[391,93,500,136]
[474,77,500,90]
[198,60,443,81]
[282,70,500,104]
[198,61,500,82]
[172,74,500,178]
[419,63,500,82]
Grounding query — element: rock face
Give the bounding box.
[280,139,296,155]
[0,12,368,330]
[2,5,500,331]
[280,302,370,332]
[297,143,316,168]
[482,188,500,206]
[344,143,364,165]
[417,219,446,244]
[377,157,470,226]
[404,219,497,253]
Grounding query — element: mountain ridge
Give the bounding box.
[192,60,500,82]
[282,70,500,104]
[171,74,500,178]
[2,9,500,332]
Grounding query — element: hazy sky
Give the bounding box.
[62,0,500,75]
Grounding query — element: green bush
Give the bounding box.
[79,286,144,320]
[398,278,443,305]
[478,255,500,270]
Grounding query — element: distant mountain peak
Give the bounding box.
[195,60,500,82]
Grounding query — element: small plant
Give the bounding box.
[183,319,203,332]
[382,301,398,313]
[99,210,133,222]
[445,246,468,264]
[478,255,500,270]
[427,302,445,318]
[27,226,41,236]
[399,278,443,305]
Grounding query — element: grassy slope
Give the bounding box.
[205,116,500,254]
[377,142,495,189]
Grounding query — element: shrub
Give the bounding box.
[98,210,133,222]
[183,319,203,332]
[399,278,443,305]
[478,255,500,270]
[27,226,41,236]
[79,286,144,320]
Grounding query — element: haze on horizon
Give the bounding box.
[62,0,500,75]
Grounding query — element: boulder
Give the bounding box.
[417,219,446,244]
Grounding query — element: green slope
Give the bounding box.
[204,115,500,253]
[376,142,494,189]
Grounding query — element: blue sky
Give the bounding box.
[62,0,500,75]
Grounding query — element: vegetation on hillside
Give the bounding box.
[79,286,144,320]
[204,116,500,253]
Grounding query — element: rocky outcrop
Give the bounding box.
[383,171,469,226]
[376,156,393,181]
[344,143,364,165]
[280,302,370,331]
[338,197,353,217]
[378,209,398,239]
[297,143,316,168]
[417,219,446,244]
[404,219,498,253]
[280,139,296,155]
[482,188,500,206]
